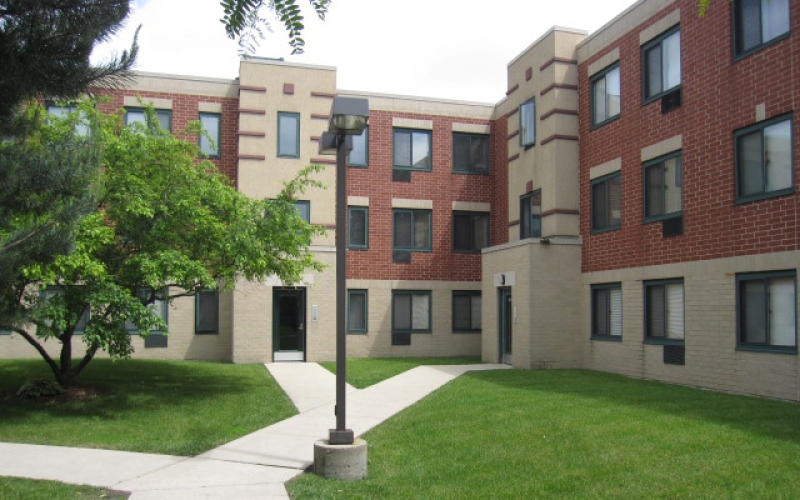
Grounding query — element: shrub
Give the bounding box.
[17,379,64,399]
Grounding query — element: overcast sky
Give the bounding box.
[92,0,638,104]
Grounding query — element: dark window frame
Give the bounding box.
[643,151,683,223]
[732,0,791,61]
[347,289,369,334]
[348,206,369,250]
[519,98,536,148]
[734,113,794,204]
[393,128,432,171]
[641,25,681,104]
[644,279,685,345]
[277,111,301,158]
[195,289,219,334]
[452,132,490,174]
[736,270,797,354]
[391,290,432,334]
[520,190,542,239]
[453,211,489,253]
[392,208,432,252]
[591,283,623,341]
[591,172,622,233]
[590,63,621,128]
[452,290,482,333]
[348,126,369,167]
[124,106,172,132]
[198,112,221,158]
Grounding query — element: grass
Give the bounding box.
[288,369,800,499]
[0,358,297,456]
[319,356,481,388]
[0,477,128,500]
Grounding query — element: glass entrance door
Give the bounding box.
[273,288,306,361]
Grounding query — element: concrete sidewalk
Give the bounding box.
[0,362,507,499]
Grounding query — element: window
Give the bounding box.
[591,284,622,340]
[453,291,481,333]
[591,173,622,232]
[642,26,681,102]
[645,280,685,343]
[735,114,793,203]
[737,271,797,352]
[591,64,621,127]
[393,209,431,251]
[392,290,431,333]
[453,133,490,174]
[348,206,368,249]
[734,0,790,58]
[125,107,172,131]
[347,289,368,334]
[294,200,310,223]
[520,190,542,239]
[195,289,219,334]
[520,98,536,147]
[278,112,300,158]
[199,112,221,158]
[393,129,431,170]
[349,127,368,167]
[47,103,89,136]
[644,152,682,221]
[453,211,489,253]
[125,288,167,334]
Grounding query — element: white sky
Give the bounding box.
[92,0,638,104]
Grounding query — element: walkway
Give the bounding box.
[0,362,507,499]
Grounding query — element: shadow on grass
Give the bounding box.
[0,358,262,422]
[465,368,800,445]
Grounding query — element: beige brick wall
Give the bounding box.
[583,251,800,401]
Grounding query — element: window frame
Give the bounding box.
[348,126,369,167]
[643,279,685,345]
[591,283,623,341]
[452,290,482,333]
[734,113,794,204]
[277,111,301,158]
[520,190,542,239]
[393,128,432,171]
[195,289,219,335]
[452,132,490,175]
[643,151,683,223]
[641,25,682,104]
[519,98,536,148]
[733,0,791,61]
[591,172,622,233]
[392,208,432,252]
[391,290,432,334]
[347,289,369,334]
[124,106,172,132]
[348,206,369,250]
[453,211,489,253]
[590,63,621,128]
[736,270,797,354]
[125,287,168,335]
[198,112,221,158]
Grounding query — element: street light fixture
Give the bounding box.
[318,97,369,446]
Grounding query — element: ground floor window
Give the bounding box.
[392,290,431,333]
[644,279,684,343]
[591,283,622,340]
[195,289,219,334]
[737,271,797,352]
[452,291,481,333]
[347,289,368,334]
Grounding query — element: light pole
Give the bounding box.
[318,97,369,446]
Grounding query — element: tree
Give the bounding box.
[4,103,324,386]
[220,0,332,54]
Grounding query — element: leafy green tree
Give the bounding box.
[4,103,324,387]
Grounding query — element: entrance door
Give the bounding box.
[273,288,306,361]
[499,288,512,365]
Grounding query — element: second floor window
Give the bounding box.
[453,133,489,174]
[642,26,681,102]
[520,190,541,239]
[199,112,221,158]
[453,212,489,252]
[644,152,682,221]
[592,173,622,232]
[735,114,793,203]
[348,206,368,249]
[393,209,431,251]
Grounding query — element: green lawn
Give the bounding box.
[288,369,800,499]
[319,357,481,389]
[0,477,128,500]
[0,359,296,456]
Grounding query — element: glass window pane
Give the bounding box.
[471,295,482,330]
[761,0,790,43]
[739,132,764,196]
[412,132,430,168]
[648,285,666,337]
[349,208,366,248]
[278,114,299,157]
[413,212,430,249]
[473,215,488,249]
[348,292,366,332]
[412,294,429,330]
[646,164,665,217]
[646,45,662,97]
[126,109,146,126]
[609,175,622,226]
[454,214,471,250]
[764,120,792,191]
[453,135,470,171]
[294,202,309,223]
[594,289,609,336]
[739,0,762,52]
[453,295,471,330]
[769,277,796,346]
[606,67,621,118]
[394,211,412,248]
[666,283,684,339]
[520,195,531,237]
[592,181,608,230]
[743,280,768,344]
[470,136,489,172]
[349,128,368,166]
[609,288,622,336]
[663,157,682,214]
[196,290,219,333]
[393,294,411,330]
[156,110,171,131]
[199,113,220,156]
[593,77,607,124]
[662,31,681,91]
[521,100,536,146]
[394,131,411,166]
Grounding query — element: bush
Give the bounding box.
[17,379,64,399]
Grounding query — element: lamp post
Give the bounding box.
[318,97,369,446]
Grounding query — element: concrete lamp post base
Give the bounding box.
[314,438,368,481]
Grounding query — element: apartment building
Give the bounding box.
[1,0,797,401]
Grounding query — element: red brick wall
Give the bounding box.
[579,0,800,274]
[346,110,497,281]
[97,90,239,186]
[491,115,509,246]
